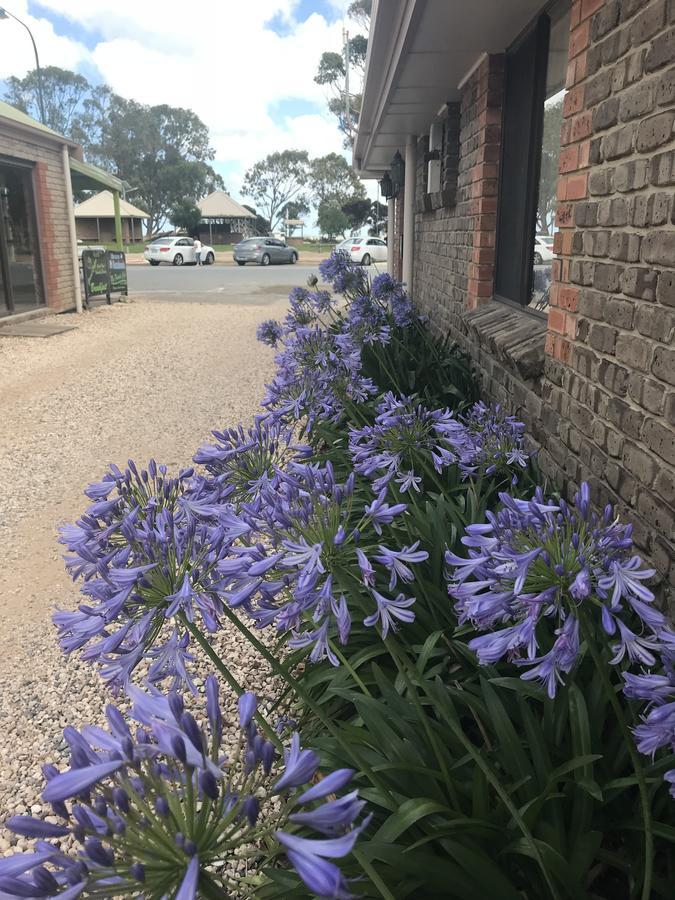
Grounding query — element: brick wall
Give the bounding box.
[413,54,504,322]
[410,0,674,599]
[0,129,76,313]
[548,0,675,590]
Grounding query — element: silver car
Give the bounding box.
[233,237,298,266]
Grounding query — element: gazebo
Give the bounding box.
[196,191,256,245]
[74,190,149,244]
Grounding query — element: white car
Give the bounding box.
[533,234,555,266]
[335,236,388,266]
[144,236,215,266]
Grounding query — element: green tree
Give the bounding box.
[3,66,99,137]
[309,153,365,207]
[96,97,223,233]
[315,2,370,142]
[536,99,564,235]
[3,68,223,234]
[169,199,202,233]
[241,150,310,232]
[317,201,349,240]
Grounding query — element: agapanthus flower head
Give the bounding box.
[370,272,415,327]
[624,646,675,798]
[56,461,251,692]
[349,392,465,493]
[261,325,376,430]
[220,462,425,665]
[319,251,369,299]
[257,319,284,347]
[1,677,369,898]
[453,402,531,484]
[446,482,670,701]
[193,417,312,504]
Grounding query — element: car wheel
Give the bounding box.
[361,253,371,266]
[261,253,271,266]
[205,252,215,265]
[533,252,543,266]
[290,252,298,264]
[149,260,160,266]
[237,261,246,266]
[173,253,184,266]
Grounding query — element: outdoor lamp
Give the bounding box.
[390,150,405,196]
[379,171,393,200]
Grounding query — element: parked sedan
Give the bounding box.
[533,234,555,266]
[233,237,298,266]
[144,236,215,266]
[335,236,388,265]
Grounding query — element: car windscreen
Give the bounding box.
[240,239,260,245]
[149,238,174,244]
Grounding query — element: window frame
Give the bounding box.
[494,7,557,315]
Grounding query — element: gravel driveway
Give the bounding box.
[0,295,286,848]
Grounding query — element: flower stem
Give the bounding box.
[183,619,281,750]
[579,614,653,900]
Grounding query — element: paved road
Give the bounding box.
[127,261,323,301]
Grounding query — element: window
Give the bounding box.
[495,0,570,311]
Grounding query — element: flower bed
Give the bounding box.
[2,254,673,899]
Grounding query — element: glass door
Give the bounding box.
[0,160,43,316]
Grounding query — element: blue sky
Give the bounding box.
[1,0,357,212]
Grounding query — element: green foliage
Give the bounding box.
[316,201,349,240]
[3,65,99,136]
[241,150,311,232]
[3,68,222,233]
[169,198,202,233]
[224,294,673,898]
[309,152,366,207]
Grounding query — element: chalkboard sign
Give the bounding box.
[82,249,110,305]
[107,251,128,295]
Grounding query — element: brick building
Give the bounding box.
[355,0,675,598]
[0,100,124,318]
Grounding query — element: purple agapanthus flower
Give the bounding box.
[349,392,465,493]
[257,319,284,347]
[624,646,675,798]
[219,462,425,665]
[194,416,311,503]
[1,677,369,897]
[446,483,671,701]
[56,461,252,692]
[453,402,531,485]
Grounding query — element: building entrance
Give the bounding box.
[0,159,42,316]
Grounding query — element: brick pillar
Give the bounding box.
[33,161,59,310]
[547,0,596,363]
[465,54,504,310]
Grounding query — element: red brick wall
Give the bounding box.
[409,0,674,599]
[546,0,675,587]
[0,129,76,313]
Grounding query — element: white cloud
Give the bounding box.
[0,0,89,80]
[0,0,373,226]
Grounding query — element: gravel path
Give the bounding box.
[0,295,286,849]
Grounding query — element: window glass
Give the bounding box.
[530,0,570,311]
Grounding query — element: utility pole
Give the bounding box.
[343,26,350,138]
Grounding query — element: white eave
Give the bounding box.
[354,0,548,178]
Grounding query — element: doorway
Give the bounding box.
[0,159,43,316]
